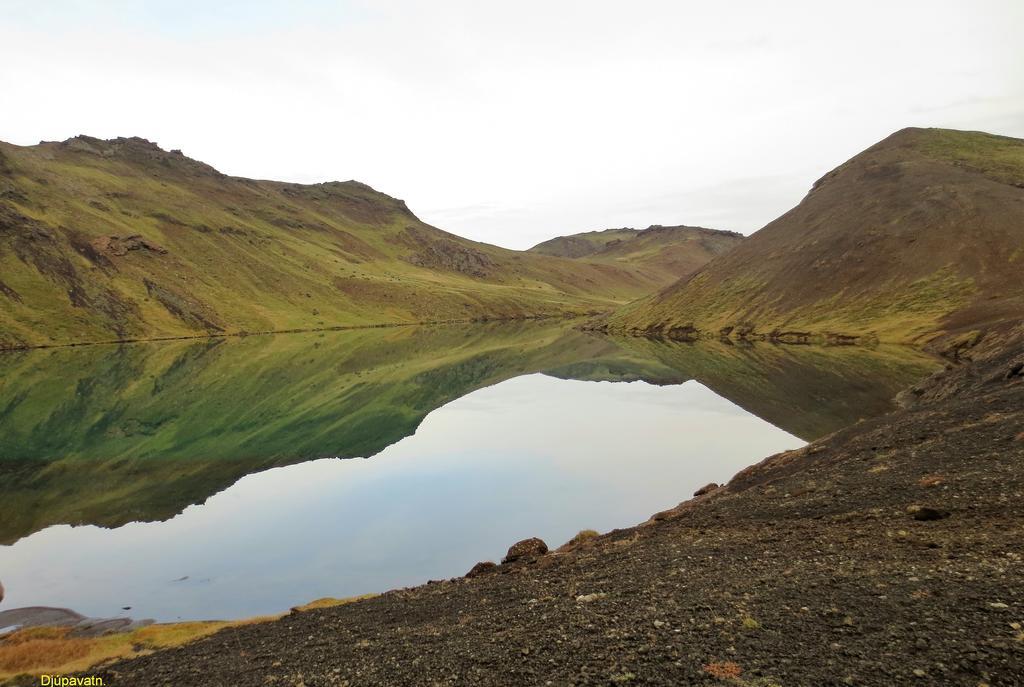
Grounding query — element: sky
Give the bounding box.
[1,1,1022,249]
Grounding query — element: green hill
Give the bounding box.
[605,128,1024,345]
[0,136,663,349]
[529,225,743,288]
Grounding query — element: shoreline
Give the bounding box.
[2,312,932,354]
[0,312,592,353]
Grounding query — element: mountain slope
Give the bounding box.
[0,136,656,348]
[529,225,743,288]
[606,128,1024,344]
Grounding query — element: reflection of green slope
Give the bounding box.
[0,322,626,543]
[605,337,939,441]
[0,324,938,544]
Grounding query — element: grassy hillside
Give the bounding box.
[0,136,661,349]
[529,225,743,287]
[606,128,1024,345]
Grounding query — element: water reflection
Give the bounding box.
[1,375,806,620]
[0,322,938,619]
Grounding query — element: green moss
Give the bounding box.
[913,128,1024,186]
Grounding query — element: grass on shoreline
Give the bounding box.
[0,595,376,681]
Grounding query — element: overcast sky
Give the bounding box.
[1,1,1022,249]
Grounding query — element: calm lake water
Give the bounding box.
[0,322,937,621]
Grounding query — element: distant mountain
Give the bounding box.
[529,227,642,258]
[0,136,661,348]
[529,225,743,288]
[606,128,1024,345]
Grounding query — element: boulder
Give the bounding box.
[465,561,498,578]
[501,537,548,565]
[907,505,951,521]
[694,482,720,497]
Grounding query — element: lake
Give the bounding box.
[0,322,937,622]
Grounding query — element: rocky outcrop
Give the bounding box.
[403,226,495,277]
[91,234,168,257]
[0,606,153,638]
[693,482,719,497]
[59,135,225,178]
[465,561,498,578]
[143,278,223,333]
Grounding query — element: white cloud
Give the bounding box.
[1,0,1021,249]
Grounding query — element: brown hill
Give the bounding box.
[606,128,1024,345]
[530,225,743,288]
[0,136,660,349]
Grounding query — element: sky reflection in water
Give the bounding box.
[0,374,802,621]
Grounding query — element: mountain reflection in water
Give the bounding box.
[0,322,937,620]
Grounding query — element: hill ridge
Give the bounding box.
[527,223,744,288]
[529,224,742,256]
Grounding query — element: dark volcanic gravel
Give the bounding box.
[56,335,1024,686]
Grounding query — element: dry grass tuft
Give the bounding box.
[0,594,383,680]
[0,621,241,680]
[559,529,601,551]
[918,474,945,487]
[703,661,743,679]
[0,627,95,673]
[291,594,377,613]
